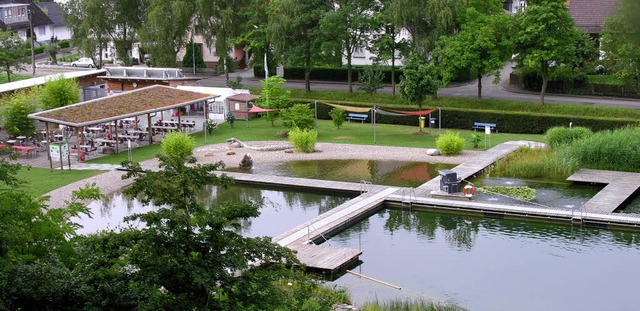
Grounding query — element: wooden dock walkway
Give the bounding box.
[217,142,640,271]
[567,169,640,213]
[416,141,539,194]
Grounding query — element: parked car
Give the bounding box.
[71,57,95,68]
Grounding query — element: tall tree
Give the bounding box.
[513,0,579,105]
[196,0,250,81]
[41,76,80,110]
[2,90,38,137]
[139,0,195,67]
[320,0,377,93]
[370,0,409,95]
[435,0,514,99]
[601,0,640,92]
[268,0,333,92]
[63,0,110,68]
[106,0,145,64]
[0,29,28,82]
[397,53,439,114]
[387,0,465,57]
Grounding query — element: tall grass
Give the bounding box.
[361,298,463,311]
[545,126,592,149]
[559,126,640,173]
[491,147,570,180]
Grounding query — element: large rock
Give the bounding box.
[426,148,441,156]
[239,153,253,169]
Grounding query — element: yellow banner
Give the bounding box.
[322,102,372,113]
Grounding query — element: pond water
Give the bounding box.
[329,208,640,311]
[74,184,351,236]
[473,176,640,212]
[226,159,455,188]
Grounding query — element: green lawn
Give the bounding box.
[0,73,32,84]
[15,167,104,197]
[86,119,545,165]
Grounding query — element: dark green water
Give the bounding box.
[329,208,640,311]
[75,184,351,236]
[226,159,455,188]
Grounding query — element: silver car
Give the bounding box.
[71,57,95,68]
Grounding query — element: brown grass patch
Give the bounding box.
[333,136,355,140]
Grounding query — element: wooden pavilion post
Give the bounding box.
[45,122,52,169]
[177,108,182,133]
[115,123,119,154]
[76,126,81,162]
[147,113,153,145]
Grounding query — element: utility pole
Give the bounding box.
[28,9,35,76]
[191,32,195,74]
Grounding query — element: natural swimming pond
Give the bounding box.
[75,184,352,236]
[226,159,455,188]
[329,208,640,311]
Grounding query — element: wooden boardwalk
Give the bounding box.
[416,141,539,194]
[567,169,640,213]
[217,142,640,271]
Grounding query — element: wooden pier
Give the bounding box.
[417,141,538,194]
[567,169,640,213]
[219,142,640,272]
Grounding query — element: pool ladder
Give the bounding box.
[401,187,416,211]
[360,180,372,194]
[306,224,330,245]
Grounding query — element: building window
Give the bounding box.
[38,26,45,35]
[353,47,366,58]
[21,8,25,16]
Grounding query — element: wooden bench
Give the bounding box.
[473,122,497,133]
[346,113,368,123]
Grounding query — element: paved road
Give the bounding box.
[198,65,640,109]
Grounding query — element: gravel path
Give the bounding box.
[45,142,479,208]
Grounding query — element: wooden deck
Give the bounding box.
[416,141,538,194]
[274,187,399,272]
[567,169,640,213]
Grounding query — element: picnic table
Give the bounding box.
[12,146,37,157]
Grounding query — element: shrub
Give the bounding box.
[3,91,37,137]
[226,112,236,128]
[436,131,465,155]
[280,104,315,130]
[41,75,80,110]
[162,131,195,161]
[470,133,483,148]
[558,126,640,173]
[288,127,317,153]
[329,108,345,129]
[545,126,593,149]
[58,40,70,49]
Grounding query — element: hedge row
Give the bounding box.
[295,99,638,134]
[255,65,403,83]
[510,72,640,99]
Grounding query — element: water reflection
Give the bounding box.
[330,209,640,310]
[227,160,455,187]
[74,184,351,237]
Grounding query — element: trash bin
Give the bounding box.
[419,117,426,128]
[80,151,85,162]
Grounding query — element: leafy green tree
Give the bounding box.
[329,108,345,129]
[196,0,249,81]
[370,0,409,95]
[357,65,385,95]
[320,0,377,92]
[398,54,439,109]
[63,0,111,68]
[280,104,315,130]
[139,0,195,67]
[387,0,465,56]
[601,0,640,92]
[46,42,60,64]
[0,29,28,82]
[514,0,580,105]
[108,0,145,64]
[182,41,206,69]
[436,0,514,99]
[259,76,291,126]
[2,90,38,137]
[268,0,333,92]
[112,139,302,309]
[41,76,80,110]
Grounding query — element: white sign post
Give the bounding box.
[49,141,70,171]
[484,125,491,149]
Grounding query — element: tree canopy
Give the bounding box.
[601,0,640,92]
[0,29,28,83]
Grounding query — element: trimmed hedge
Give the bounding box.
[293,98,638,134]
[58,40,70,49]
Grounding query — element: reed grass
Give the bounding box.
[559,126,640,173]
[360,298,462,311]
[491,147,570,180]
